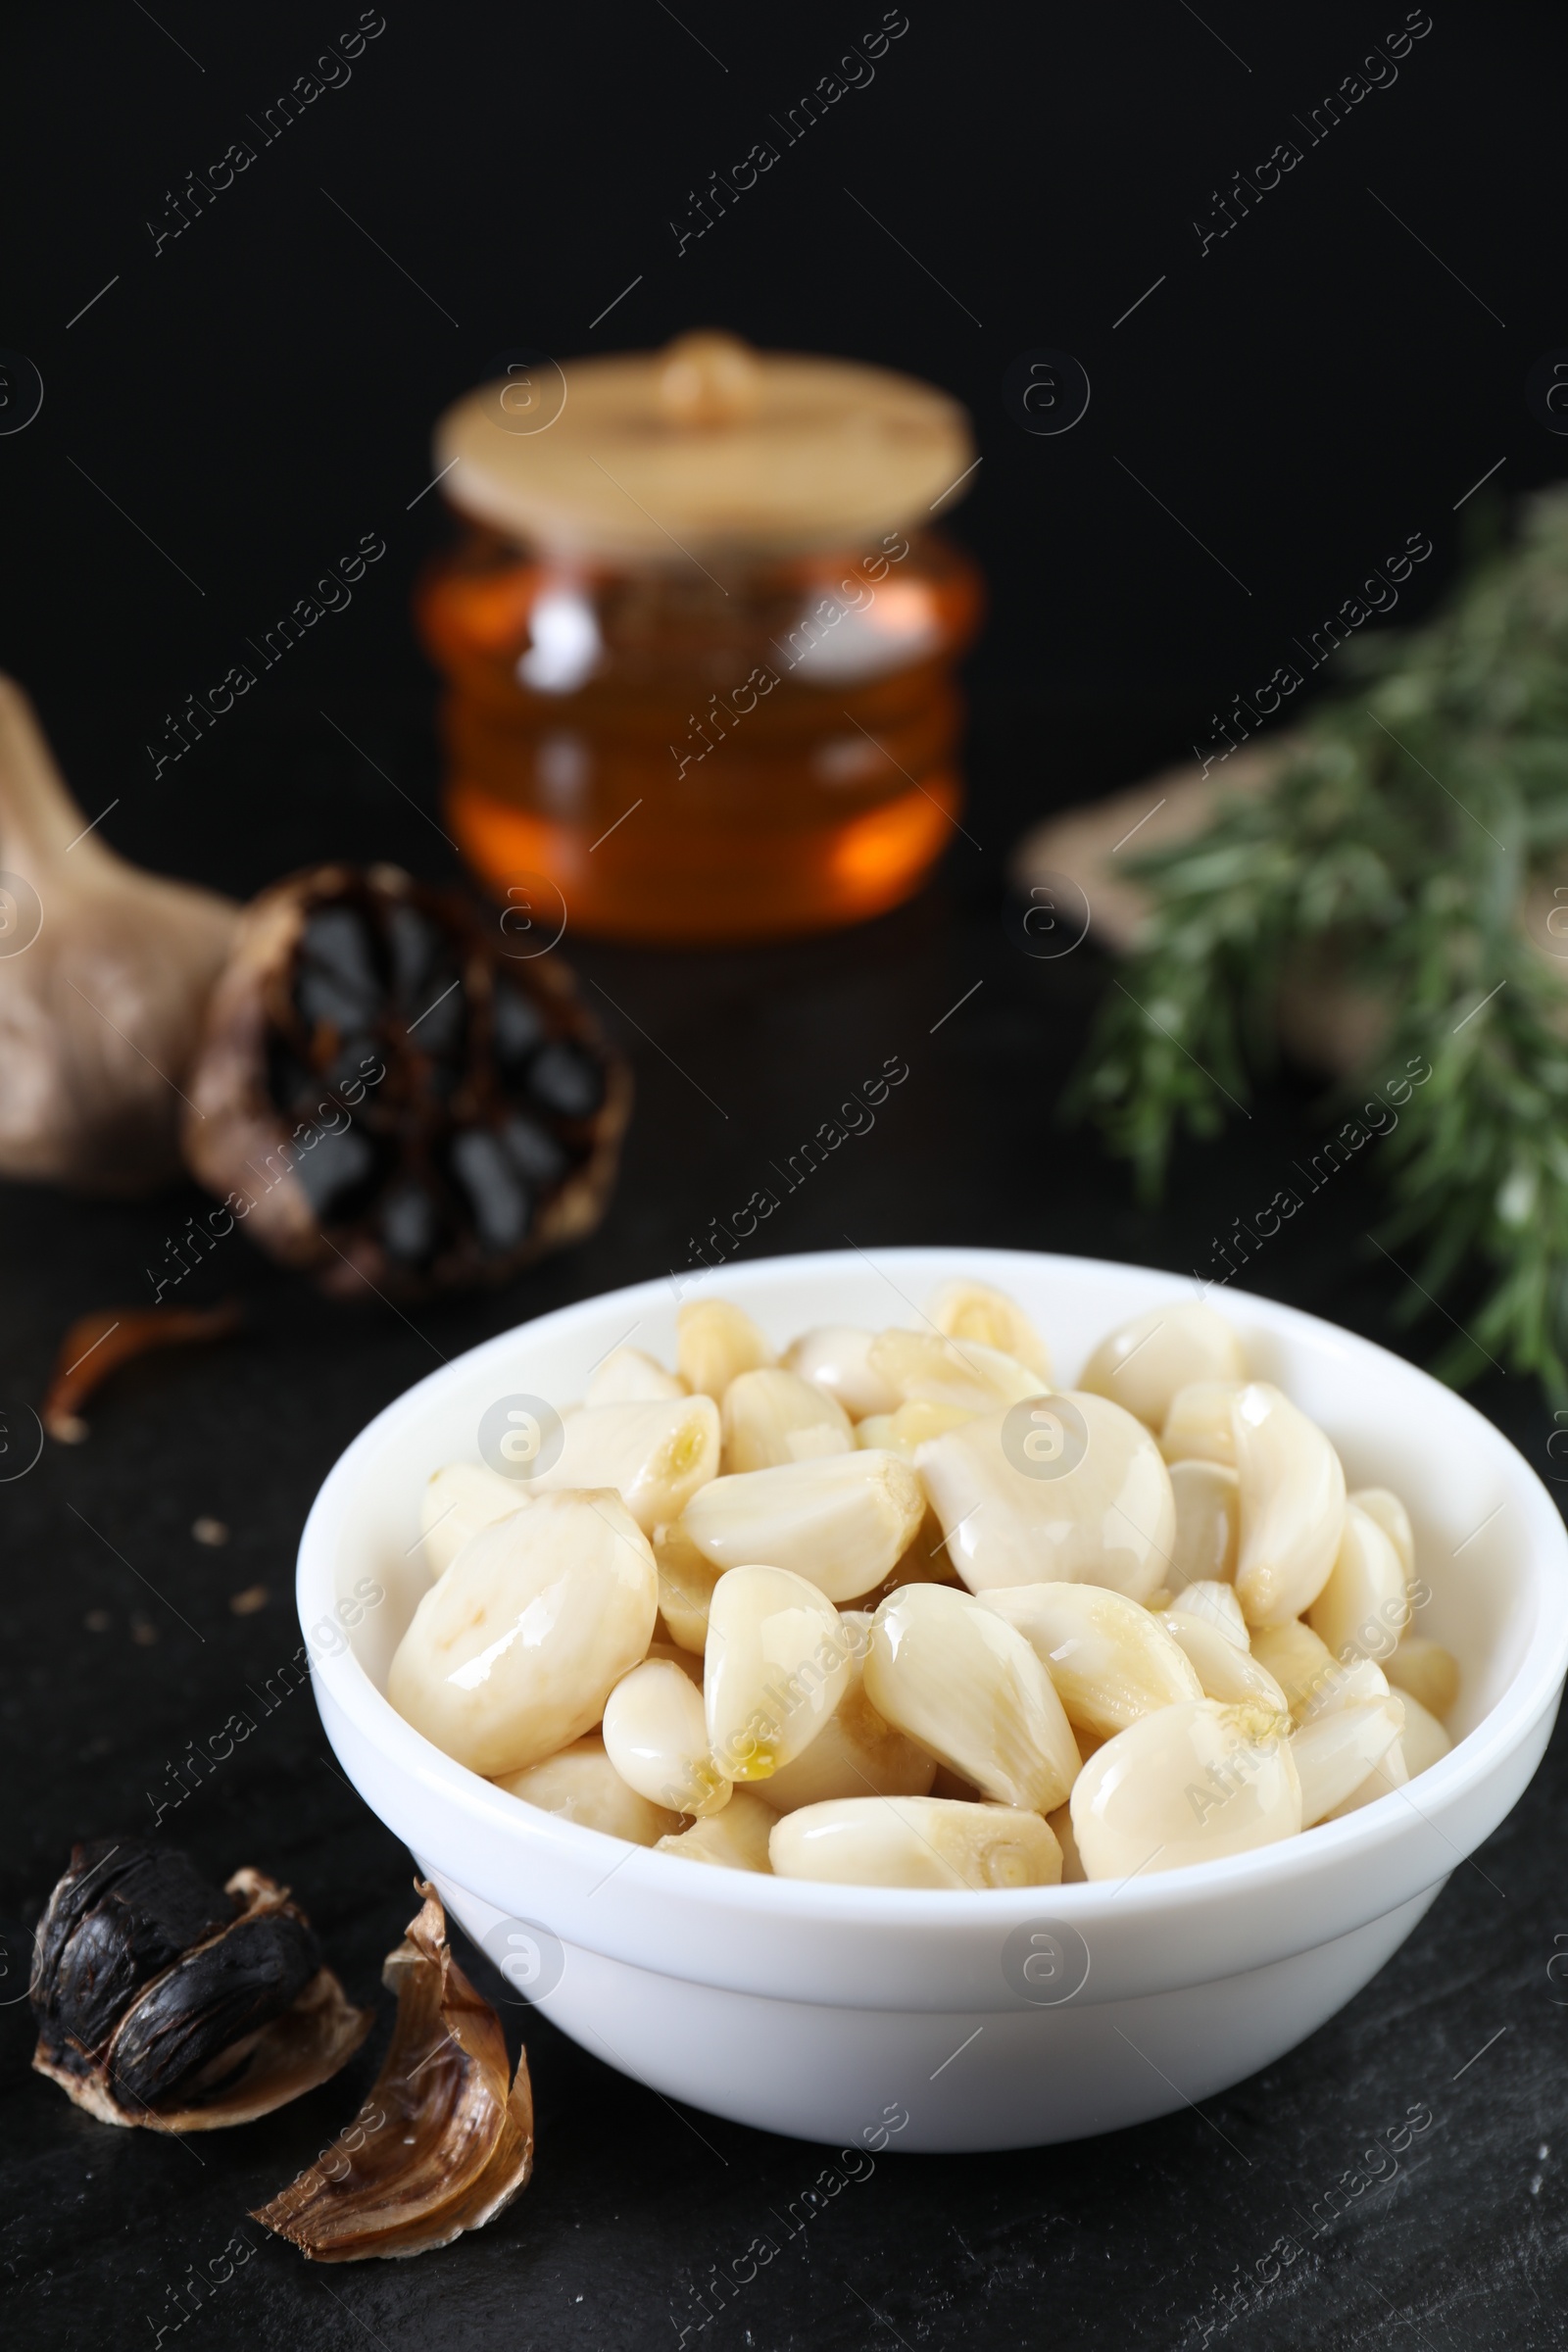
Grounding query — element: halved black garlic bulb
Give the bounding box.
[30,1839,371,2131]
[183,864,631,1298]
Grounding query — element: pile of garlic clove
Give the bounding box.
[386,1284,1460,1889]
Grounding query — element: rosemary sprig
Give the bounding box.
[1076,484,1568,1392]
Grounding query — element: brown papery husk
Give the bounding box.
[251,1882,533,2262]
[40,1299,242,1442]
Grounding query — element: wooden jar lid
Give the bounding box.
[433,331,974,562]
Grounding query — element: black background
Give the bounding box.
[5,4,1568,2347]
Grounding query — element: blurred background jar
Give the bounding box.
[416,332,982,945]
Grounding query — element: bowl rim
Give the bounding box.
[298,1245,1568,1934]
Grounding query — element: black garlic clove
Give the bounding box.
[30,1842,372,2132]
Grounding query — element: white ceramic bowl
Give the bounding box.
[298,1249,1568,2152]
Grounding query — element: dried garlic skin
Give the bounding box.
[868,1328,1049,1414]
[769,1796,1062,1890]
[1160,1381,1244,1468]
[917,1392,1176,1603]
[1348,1486,1415,1584]
[493,1735,682,1843]
[704,1563,853,1782]
[387,1489,658,1778]
[253,1884,533,2262]
[652,1521,723,1653]
[31,1842,370,2131]
[530,1395,719,1533]
[657,1789,777,1871]
[925,1279,1053,1378]
[864,1584,1079,1812]
[1079,1301,1247,1432]
[677,1298,774,1398]
[585,1346,687,1406]
[758,1608,936,1811]
[1306,1500,1410,1662]
[1291,1695,1405,1827]
[979,1582,1200,1741]
[421,1462,527,1579]
[680,1449,925,1603]
[1163,1611,1290,1718]
[1232,1384,1347,1629]
[604,1658,731,1816]
[1387,1636,1459,1721]
[783,1325,901,1419]
[1167,1459,1240,1590]
[720,1367,854,1473]
[1070,1699,1303,1879]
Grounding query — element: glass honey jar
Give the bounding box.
[416,332,982,945]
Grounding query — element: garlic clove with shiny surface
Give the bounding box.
[769,1796,1062,1890]
[603,1658,730,1816]
[1306,1498,1410,1661]
[531,1395,720,1532]
[977,1582,1200,1741]
[492,1735,682,1843]
[1166,1458,1240,1590]
[720,1367,854,1473]
[783,1325,902,1419]
[1079,1301,1247,1432]
[1070,1699,1302,1879]
[864,1583,1079,1811]
[680,1449,924,1603]
[421,1461,528,1579]
[1232,1383,1347,1629]
[703,1563,853,1784]
[925,1280,1052,1378]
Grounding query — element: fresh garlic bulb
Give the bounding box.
[493,1734,682,1843]
[925,1279,1052,1377]
[585,1347,687,1406]
[1306,1499,1409,1662]
[768,1796,1062,1889]
[916,1392,1176,1602]
[864,1584,1079,1811]
[602,1658,730,1816]
[1079,1301,1247,1432]
[868,1329,1048,1414]
[720,1367,854,1473]
[783,1325,902,1419]
[1167,1459,1240,1590]
[677,1298,774,1398]
[1160,1381,1244,1467]
[680,1449,924,1603]
[420,1461,527,1579]
[1290,1695,1405,1827]
[531,1395,719,1532]
[387,1490,658,1777]
[704,1563,853,1784]
[978,1582,1200,1740]
[1232,1384,1347,1628]
[656,1789,777,1871]
[1070,1699,1302,1879]
[758,1611,937,1811]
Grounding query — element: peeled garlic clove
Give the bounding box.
[1306,1499,1408,1661]
[855,1413,897,1449]
[603,1658,730,1817]
[387,1490,658,1777]
[1071,1699,1301,1879]
[868,1328,1048,1414]
[1325,1734,1410,1818]
[1249,1617,1339,1723]
[420,1462,527,1579]
[720,1367,853,1473]
[1048,1803,1087,1883]
[979,1582,1200,1741]
[1233,1384,1347,1628]
[917,1393,1176,1603]
[704,1563,853,1784]
[532,1395,719,1533]
[585,1347,687,1406]
[1168,1578,1248,1647]
[1291,1695,1404,1827]
[677,1298,774,1398]
[760,1613,936,1811]
[1387,1636,1459,1721]
[925,1279,1052,1379]
[769,1796,1062,1890]
[493,1735,682,1844]
[653,1521,722,1655]
[1164,1613,1290,1717]
[1080,1301,1247,1432]
[656,1789,777,1872]
[1160,1381,1244,1467]
[864,1584,1079,1812]
[1296,1650,1392,1725]
[1394,1690,1452,1777]
[783,1325,901,1419]
[1348,1486,1415,1584]
[1167,1459,1240,1590]
[680,1449,924,1604]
